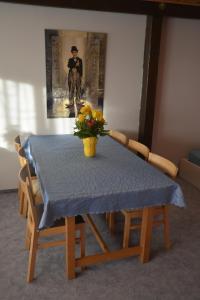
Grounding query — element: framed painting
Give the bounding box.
[45,29,107,118]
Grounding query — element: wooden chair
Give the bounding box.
[18,147,41,217]
[128,139,150,160]
[107,138,150,233]
[148,152,178,179]
[14,135,24,214]
[19,164,85,283]
[106,130,128,229]
[122,152,178,249]
[14,135,21,152]
[109,130,128,146]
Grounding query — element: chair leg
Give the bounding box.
[106,212,110,225]
[22,194,28,218]
[79,224,86,271]
[65,216,76,280]
[108,212,115,234]
[123,214,131,248]
[27,229,38,283]
[25,218,31,250]
[18,181,21,198]
[18,182,22,213]
[19,187,25,216]
[19,184,28,218]
[163,206,171,249]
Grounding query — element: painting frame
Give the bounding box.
[45,29,107,118]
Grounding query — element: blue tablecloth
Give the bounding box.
[25,135,185,229]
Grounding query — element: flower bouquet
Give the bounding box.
[74,104,109,157]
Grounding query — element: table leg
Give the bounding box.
[140,207,153,263]
[65,216,76,279]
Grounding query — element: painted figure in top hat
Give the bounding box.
[67,46,83,104]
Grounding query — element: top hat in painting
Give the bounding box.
[71,46,78,52]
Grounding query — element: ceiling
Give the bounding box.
[0,0,200,19]
[144,0,200,6]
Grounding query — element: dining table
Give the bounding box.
[24,134,185,279]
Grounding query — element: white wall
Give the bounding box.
[0,2,146,189]
[152,17,200,164]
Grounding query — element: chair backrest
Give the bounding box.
[18,147,27,167]
[109,130,127,145]
[148,152,178,179]
[14,135,21,152]
[19,164,38,227]
[128,139,150,160]
[18,147,35,192]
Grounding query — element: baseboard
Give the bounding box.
[0,188,18,194]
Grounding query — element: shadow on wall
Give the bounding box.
[113,129,138,140]
[152,19,200,165]
[107,126,138,141]
[122,130,138,140]
[151,135,200,165]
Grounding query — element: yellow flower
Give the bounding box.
[92,110,103,121]
[92,110,97,119]
[78,114,85,122]
[80,105,92,115]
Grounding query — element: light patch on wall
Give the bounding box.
[4,80,19,127]
[0,79,37,150]
[0,79,76,152]
[18,82,36,133]
[0,79,6,141]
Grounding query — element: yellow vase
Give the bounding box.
[83,137,97,157]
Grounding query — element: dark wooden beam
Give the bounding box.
[138,15,163,148]
[1,0,200,19]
